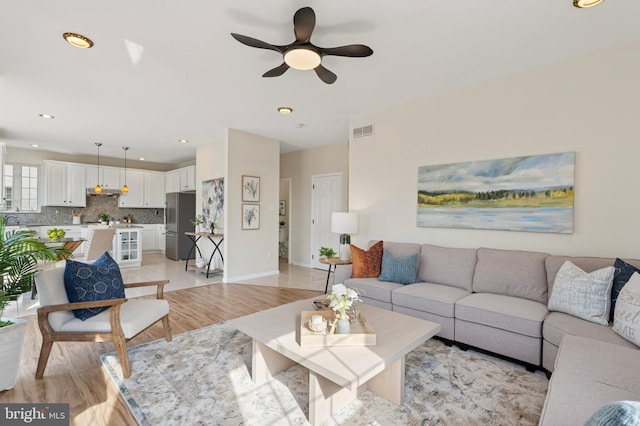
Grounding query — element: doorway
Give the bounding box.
[310,173,342,269]
[279,178,291,264]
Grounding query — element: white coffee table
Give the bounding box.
[232,298,441,425]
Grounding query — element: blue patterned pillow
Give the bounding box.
[611,258,640,322]
[64,252,125,320]
[548,260,615,325]
[585,401,640,426]
[378,249,419,285]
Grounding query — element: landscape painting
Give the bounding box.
[417,152,575,233]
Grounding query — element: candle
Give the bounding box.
[311,315,323,325]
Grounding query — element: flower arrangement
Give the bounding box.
[327,283,362,320]
[190,214,205,227]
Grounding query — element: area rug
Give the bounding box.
[101,321,549,425]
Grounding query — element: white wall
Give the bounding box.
[280,142,349,267]
[349,40,640,259]
[225,129,280,281]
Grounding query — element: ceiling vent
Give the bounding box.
[352,124,374,139]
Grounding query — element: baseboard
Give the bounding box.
[224,270,280,283]
[291,261,312,268]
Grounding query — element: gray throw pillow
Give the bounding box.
[548,260,614,325]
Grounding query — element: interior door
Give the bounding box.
[311,173,342,269]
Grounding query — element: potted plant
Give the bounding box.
[98,213,110,225]
[0,217,68,390]
[191,214,204,232]
[319,247,337,259]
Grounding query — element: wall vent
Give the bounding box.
[352,124,374,139]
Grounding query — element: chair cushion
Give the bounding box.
[35,267,75,331]
[64,252,125,320]
[548,260,615,325]
[57,299,169,338]
[392,282,470,317]
[350,240,383,278]
[378,249,419,285]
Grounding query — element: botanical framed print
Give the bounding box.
[279,200,286,216]
[242,204,260,230]
[242,175,260,202]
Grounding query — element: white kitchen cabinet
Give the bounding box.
[86,165,121,190]
[180,166,196,191]
[156,224,166,253]
[143,171,165,207]
[43,161,86,207]
[114,228,141,268]
[140,224,157,252]
[119,170,144,207]
[165,169,181,193]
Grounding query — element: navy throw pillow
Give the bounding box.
[611,258,640,322]
[378,249,419,285]
[64,252,126,321]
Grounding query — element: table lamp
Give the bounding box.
[331,212,359,260]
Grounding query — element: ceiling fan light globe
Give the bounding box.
[284,48,321,70]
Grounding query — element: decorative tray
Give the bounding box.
[299,310,376,347]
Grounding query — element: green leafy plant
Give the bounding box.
[319,247,336,258]
[98,213,110,222]
[190,214,204,226]
[0,217,69,326]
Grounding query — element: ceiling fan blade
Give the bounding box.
[314,65,337,84]
[262,63,290,78]
[230,33,284,53]
[320,44,374,58]
[293,7,315,42]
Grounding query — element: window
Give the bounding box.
[2,163,39,212]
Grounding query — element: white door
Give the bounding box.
[311,173,342,269]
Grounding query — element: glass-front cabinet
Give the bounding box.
[114,228,141,268]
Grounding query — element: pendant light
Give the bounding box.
[94,142,103,193]
[122,146,129,193]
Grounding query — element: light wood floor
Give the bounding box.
[0,256,326,425]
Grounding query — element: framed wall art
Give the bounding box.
[242,175,260,202]
[202,178,224,230]
[242,204,260,230]
[417,152,575,233]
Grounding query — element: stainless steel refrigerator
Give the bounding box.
[165,192,196,260]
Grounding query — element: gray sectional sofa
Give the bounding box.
[334,241,640,423]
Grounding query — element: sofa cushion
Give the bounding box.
[545,256,617,295]
[392,283,470,318]
[64,252,126,321]
[612,259,640,322]
[585,401,640,426]
[613,272,640,347]
[455,293,548,338]
[472,247,549,304]
[351,241,383,278]
[542,311,635,349]
[418,244,477,292]
[378,249,419,285]
[343,277,402,304]
[548,261,614,325]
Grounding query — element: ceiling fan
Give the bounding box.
[231,7,373,84]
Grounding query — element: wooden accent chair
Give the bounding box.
[34,267,172,379]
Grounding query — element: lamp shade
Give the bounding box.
[331,212,358,235]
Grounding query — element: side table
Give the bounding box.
[319,257,352,294]
[184,232,224,278]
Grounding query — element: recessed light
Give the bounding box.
[39,113,55,119]
[138,157,146,161]
[573,0,604,7]
[63,32,94,49]
[178,139,189,144]
[278,107,293,115]
[31,144,40,148]
[296,123,304,128]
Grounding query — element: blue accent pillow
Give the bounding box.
[611,258,640,322]
[585,401,640,426]
[378,249,419,285]
[64,252,125,321]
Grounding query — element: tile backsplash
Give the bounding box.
[8,196,164,226]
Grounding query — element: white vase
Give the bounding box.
[0,318,27,391]
[336,318,350,334]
